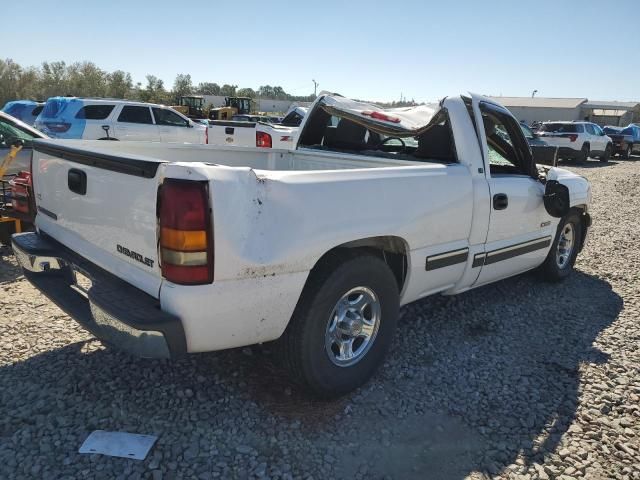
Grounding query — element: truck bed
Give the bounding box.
[41,140,421,172]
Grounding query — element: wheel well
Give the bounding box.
[572,205,590,251]
[311,236,409,292]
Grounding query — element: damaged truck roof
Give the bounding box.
[318,94,443,137]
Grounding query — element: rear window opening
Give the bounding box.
[298,99,456,163]
[541,123,584,133]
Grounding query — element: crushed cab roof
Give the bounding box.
[318,94,442,136]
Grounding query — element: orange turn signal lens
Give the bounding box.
[160,227,207,251]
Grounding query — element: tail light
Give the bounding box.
[159,180,213,285]
[44,122,71,133]
[560,133,578,142]
[256,131,272,148]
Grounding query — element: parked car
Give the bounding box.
[520,122,558,166]
[34,97,206,143]
[12,93,591,397]
[0,111,48,175]
[537,121,612,163]
[1,100,45,126]
[603,125,640,159]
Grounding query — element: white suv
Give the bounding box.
[34,97,207,144]
[537,121,612,163]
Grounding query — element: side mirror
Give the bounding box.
[10,138,25,148]
[543,180,570,218]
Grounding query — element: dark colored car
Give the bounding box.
[520,122,558,166]
[603,125,640,159]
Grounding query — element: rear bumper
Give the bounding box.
[558,146,581,158]
[11,232,186,359]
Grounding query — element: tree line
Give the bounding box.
[0,58,317,108]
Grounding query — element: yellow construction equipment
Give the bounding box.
[171,96,205,119]
[0,144,24,245]
[208,97,252,120]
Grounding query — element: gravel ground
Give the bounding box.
[1,156,639,480]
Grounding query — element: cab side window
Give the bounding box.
[152,108,189,127]
[480,102,534,176]
[118,106,153,124]
[76,104,115,120]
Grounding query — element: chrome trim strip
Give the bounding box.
[425,248,469,271]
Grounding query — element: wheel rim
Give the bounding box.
[324,286,381,367]
[556,222,575,269]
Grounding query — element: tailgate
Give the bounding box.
[207,121,255,147]
[31,140,165,297]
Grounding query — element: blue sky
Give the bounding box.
[3,0,638,102]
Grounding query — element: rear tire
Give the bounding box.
[600,144,611,162]
[578,143,589,163]
[539,211,582,282]
[279,251,400,398]
[623,145,632,159]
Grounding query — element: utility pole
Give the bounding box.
[312,79,319,97]
[531,89,538,98]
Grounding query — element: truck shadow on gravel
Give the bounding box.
[0,246,23,285]
[0,269,622,479]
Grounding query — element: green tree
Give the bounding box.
[140,75,169,104]
[107,70,133,98]
[220,84,237,96]
[40,61,69,98]
[173,73,193,100]
[236,87,256,98]
[196,82,221,95]
[258,85,274,98]
[66,61,107,97]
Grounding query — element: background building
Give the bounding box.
[488,96,639,126]
[202,95,309,114]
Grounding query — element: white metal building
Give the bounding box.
[488,97,587,124]
[488,96,640,126]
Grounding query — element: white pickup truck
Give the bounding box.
[206,119,298,149]
[205,107,307,149]
[12,93,591,397]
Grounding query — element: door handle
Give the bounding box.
[493,193,508,210]
[68,168,87,195]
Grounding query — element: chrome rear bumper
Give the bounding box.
[11,232,186,359]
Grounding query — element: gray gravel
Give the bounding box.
[1,156,640,479]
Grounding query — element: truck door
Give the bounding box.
[470,98,556,287]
